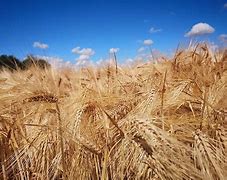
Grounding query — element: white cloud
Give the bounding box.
[224,3,227,8]
[72,46,95,64]
[149,27,162,33]
[96,58,110,65]
[72,47,95,56]
[33,42,49,49]
[77,54,90,61]
[143,39,153,46]
[71,47,80,54]
[185,23,215,37]
[126,58,134,63]
[219,34,227,43]
[76,58,88,66]
[96,58,105,65]
[109,48,120,53]
[138,47,145,53]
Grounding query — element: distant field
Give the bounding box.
[0,44,227,179]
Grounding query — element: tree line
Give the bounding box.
[0,55,51,71]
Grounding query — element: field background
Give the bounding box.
[0,44,227,179]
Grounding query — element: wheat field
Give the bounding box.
[0,43,227,179]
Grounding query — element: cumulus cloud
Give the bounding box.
[33,42,49,49]
[72,46,95,65]
[72,47,95,56]
[77,54,90,61]
[224,3,227,8]
[126,58,134,63]
[109,48,120,53]
[76,57,89,66]
[137,47,145,53]
[219,34,227,43]
[96,58,105,65]
[149,27,162,33]
[143,39,153,46]
[185,23,215,37]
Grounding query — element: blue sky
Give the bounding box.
[0,0,227,63]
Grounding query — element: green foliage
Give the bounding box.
[0,55,23,70]
[0,54,51,71]
[22,55,51,69]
